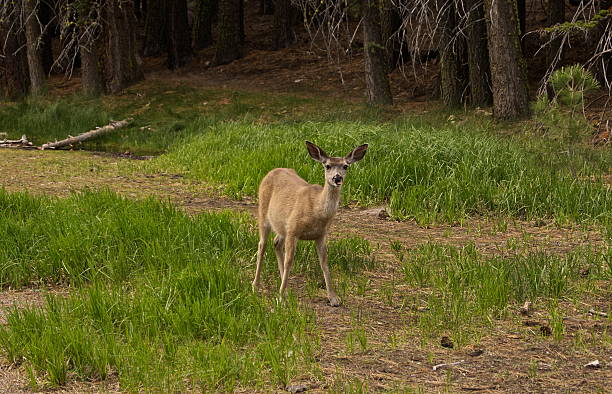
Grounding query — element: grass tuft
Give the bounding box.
[394,242,611,345]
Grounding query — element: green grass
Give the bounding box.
[0,98,112,147]
[0,189,374,389]
[143,118,611,227]
[2,84,609,227]
[393,242,611,345]
[0,84,365,155]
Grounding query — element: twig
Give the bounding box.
[433,359,466,371]
[588,309,608,318]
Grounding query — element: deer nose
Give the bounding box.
[332,175,343,185]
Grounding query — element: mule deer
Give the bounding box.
[252,141,368,306]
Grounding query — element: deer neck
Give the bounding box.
[318,181,341,219]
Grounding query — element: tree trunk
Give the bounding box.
[274,0,296,49]
[143,0,168,57]
[80,43,104,96]
[438,0,468,107]
[483,0,530,119]
[214,0,242,65]
[77,0,104,96]
[381,0,402,73]
[103,0,144,93]
[39,0,53,74]
[0,12,30,98]
[546,0,565,68]
[23,0,47,96]
[362,0,393,105]
[465,0,492,106]
[195,0,215,49]
[239,0,245,44]
[167,0,193,69]
[260,0,274,15]
[517,0,526,53]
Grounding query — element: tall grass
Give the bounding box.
[0,86,362,155]
[145,119,611,226]
[0,99,111,146]
[0,190,375,389]
[2,85,609,226]
[0,189,375,389]
[394,242,611,344]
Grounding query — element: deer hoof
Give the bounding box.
[329,296,341,307]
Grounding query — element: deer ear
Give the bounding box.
[345,144,368,164]
[305,141,329,163]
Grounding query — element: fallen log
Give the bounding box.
[41,118,132,150]
[0,134,34,148]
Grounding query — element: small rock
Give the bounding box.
[540,325,552,336]
[286,384,308,393]
[533,219,547,227]
[467,349,484,357]
[584,360,601,369]
[378,209,390,219]
[520,301,532,315]
[440,336,454,349]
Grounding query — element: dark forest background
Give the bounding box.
[1,0,611,120]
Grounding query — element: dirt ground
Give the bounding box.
[1,148,610,393]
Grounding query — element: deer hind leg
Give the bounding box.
[273,235,285,278]
[279,235,297,298]
[252,222,270,292]
[316,237,341,307]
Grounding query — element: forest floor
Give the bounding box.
[1,145,610,393]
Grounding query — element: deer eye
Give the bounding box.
[343,165,348,170]
[325,164,331,170]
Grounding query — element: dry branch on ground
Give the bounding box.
[40,119,132,150]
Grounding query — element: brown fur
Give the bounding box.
[252,141,368,306]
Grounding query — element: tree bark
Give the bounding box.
[23,0,47,96]
[546,0,565,68]
[78,0,104,96]
[214,0,242,65]
[274,0,297,50]
[483,0,530,119]
[362,0,393,105]
[381,0,402,73]
[0,11,30,98]
[517,0,526,53]
[103,0,144,93]
[438,0,468,107]
[195,0,216,49]
[39,0,53,74]
[465,0,492,106]
[260,0,274,15]
[143,0,168,57]
[80,44,104,96]
[239,0,245,44]
[167,0,193,69]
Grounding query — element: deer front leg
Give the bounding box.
[252,225,270,292]
[316,237,341,307]
[279,235,297,298]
